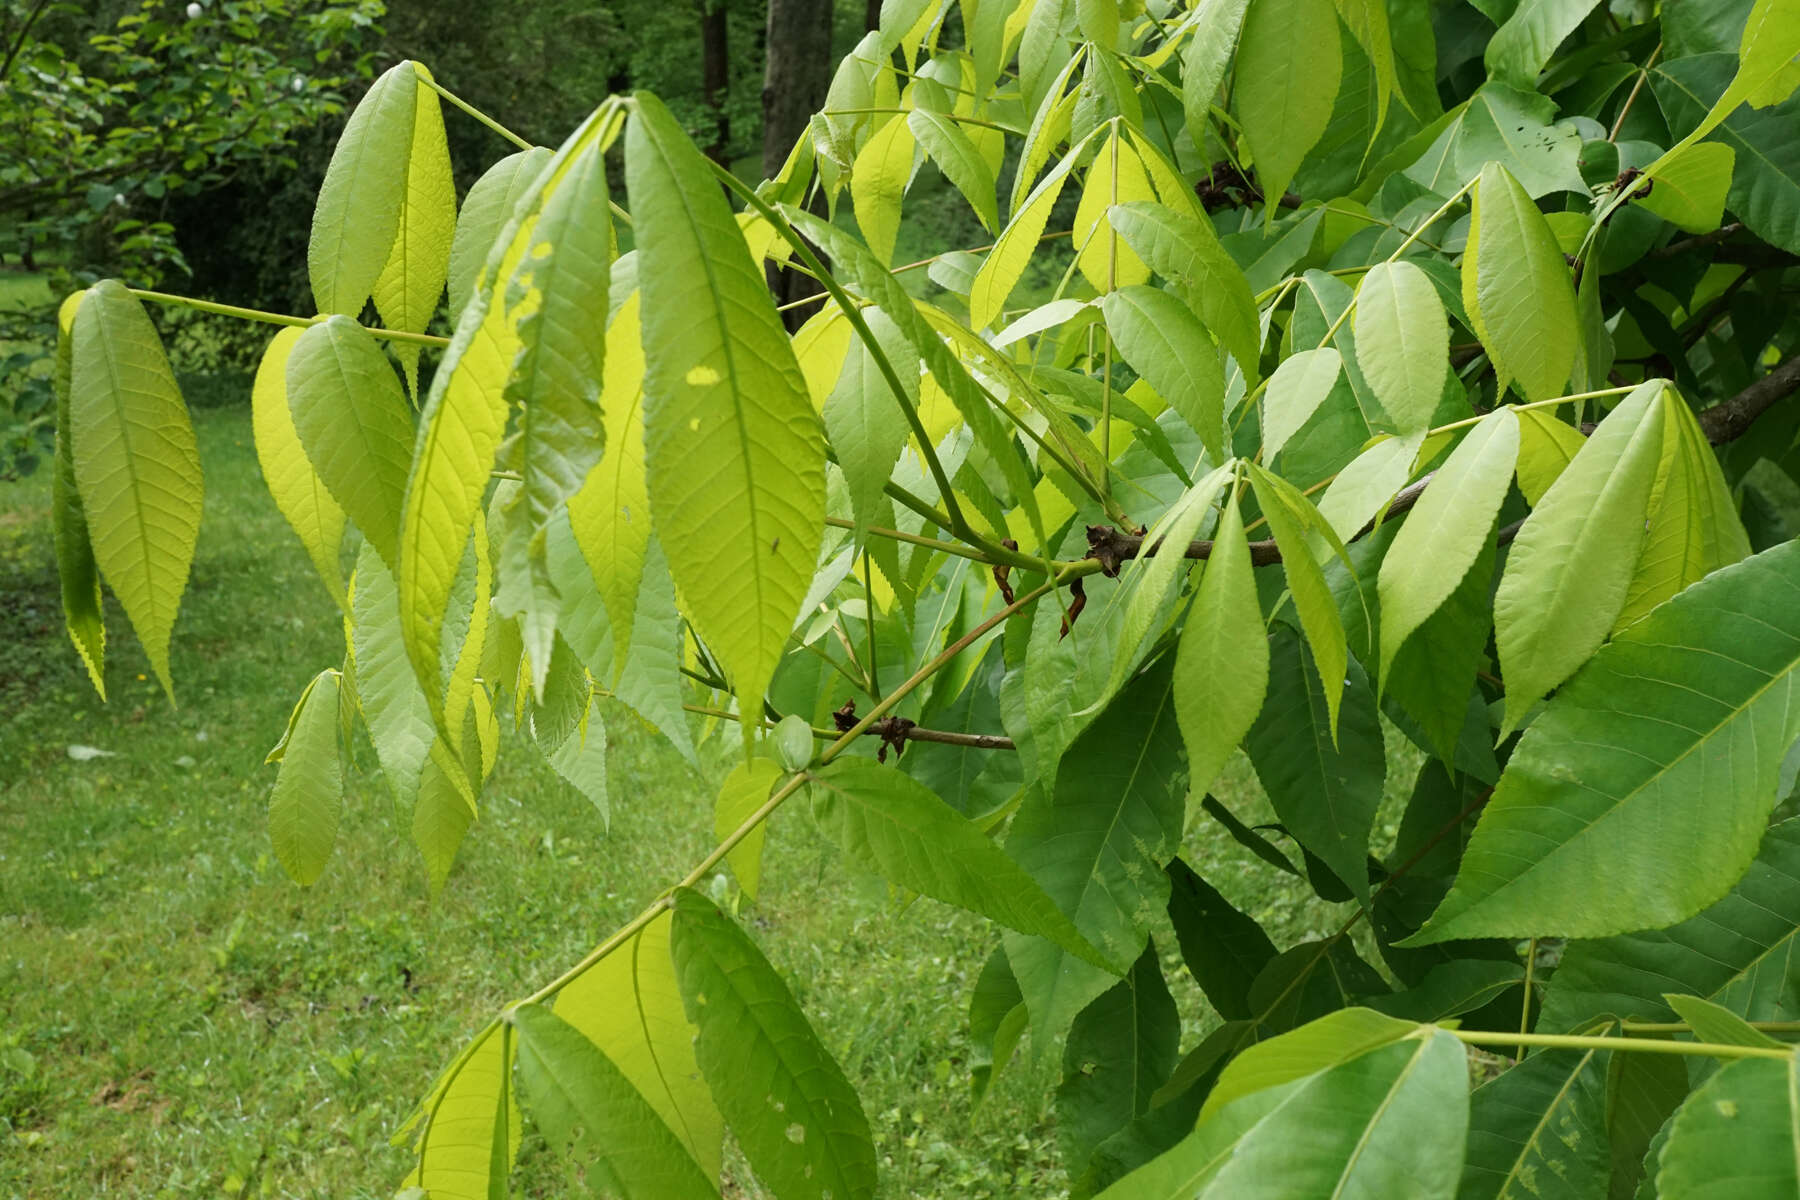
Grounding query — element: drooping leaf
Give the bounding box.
[370,64,456,394]
[851,113,915,266]
[1109,201,1262,385]
[1414,540,1800,943]
[909,110,999,234]
[1462,162,1579,403]
[1243,629,1384,904]
[1655,1054,1800,1198]
[52,289,104,697]
[971,131,1095,329]
[1165,858,1279,1021]
[713,758,784,902]
[1005,658,1187,1046]
[1537,819,1800,1033]
[252,326,346,606]
[447,148,553,324]
[1353,260,1448,434]
[1261,347,1343,460]
[67,279,203,701]
[1460,1045,1611,1200]
[413,744,477,895]
[1173,489,1269,798]
[809,759,1113,969]
[822,309,912,545]
[1100,285,1226,460]
[267,669,343,887]
[629,93,826,721]
[400,1023,519,1200]
[1071,132,1156,294]
[1492,382,1664,732]
[1056,943,1180,1181]
[669,887,877,1200]
[1513,406,1588,505]
[351,543,437,804]
[1247,465,1349,735]
[309,61,416,317]
[1385,532,1498,765]
[286,316,414,572]
[513,1004,717,1198]
[1376,408,1518,683]
[1182,0,1251,152]
[1231,0,1343,217]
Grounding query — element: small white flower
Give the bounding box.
[291,75,305,93]
[186,2,202,17]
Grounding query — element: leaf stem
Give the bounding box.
[1450,1030,1794,1062]
[413,68,536,152]
[822,106,1018,134]
[125,288,450,347]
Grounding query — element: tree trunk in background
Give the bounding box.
[866,0,881,33]
[762,0,834,328]
[699,0,730,164]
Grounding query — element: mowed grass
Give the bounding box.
[0,403,1370,1198]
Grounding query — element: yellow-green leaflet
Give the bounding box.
[567,291,651,679]
[1232,0,1341,222]
[398,103,612,724]
[308,60,417,317]
[1353,261,1448,434]
[267,668,343,887]
[1247,463,1348,737]
[908,109,1000,232]
[371,64,456,395]
[553,909,725,1182]
[1641,141,1736,233]
[627,92,827,724]
[67,279,203,702]
[401,1022,520,1199]
[447,147,553,325]
[972,128,1099,329]
[52,288,104,697]
[252,326,346,607]
[1072,132,1155,294]
[1463,162,1578,402]
[1513,406,1587,504]
[1494,381,1665,734]
[1376,408,1519,685]
[714,757,785,902]
[851,113,916,265]
[1175,489,1269,798]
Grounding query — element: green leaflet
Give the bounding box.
[969,947,1029,1104]
[1331,0,1400,127]
[568,290,651,676]
[351,543,437,806]
[1463,162,1579,403]
[413,740,478,894]
[1616,390,1750,631]
[286,316,414,572]
[822,308,912,546]
[504,133,611,537]
[668,887,877,1200]
[1117,1020,1468,1199]
[514,1005,717,1198]
[371,64,456,395]
[552,910,724,1182]
[1261,347,1342,460]
[1376,408,1518,684]
[1247,464,1349,736]
[52,289,104,697]
[447,147,552,324]
[1005,659,1187,1048]
[714,757,784,901]
[611,536,698,763]
[851,113,915,266]
[266,669,343,887]
[1459,1046,1610,1200]
[1654,0,1800,160]
[1182,0,1252,153]
[309,60,416,317]
[1640,141,1735,234]
[1108,201,1262,387]
[629,93,826,724]
[1101,285,1225,460]
[1174,488,1268,799]
[1493,382,1663,732]
[1537,820,1800,1033]
[1071,133,1156,294]
[1353,260,1448,434]
[1316,431,1423,542]
[1202,1007,1421,1118]
[1243,629,1385,904]
[400,1023,519,1200]
[1231,0,1342,219]
[541,688,608,822]
[971,129,1095,329]
[1165,858,1279,1021]
[252,326,346,607]
[809,759,1113,969]
[1654,54,1800,254]
[1663,993,1787,1049]
[1056,944,1180,1180]
[909,111,999,234]
[67,279,203,702]
[1414,540,1800,943]
[1656,1055,1800,1197]
[1513,406,1587,505]
[1485,0,1605,90]
[1385,533,1497,765]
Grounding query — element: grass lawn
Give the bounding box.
[1,402,1370,1198]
